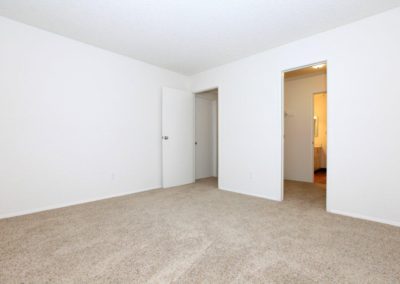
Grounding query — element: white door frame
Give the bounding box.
[193,87,219,185]
[280,61,328,208]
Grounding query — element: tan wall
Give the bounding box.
[314,93,327,168]
[284,74,326,182]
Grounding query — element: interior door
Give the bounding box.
[162,87,194,188]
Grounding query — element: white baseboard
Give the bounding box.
[0,185,161,220]
[328,209,400,227]
[218,188,399,227]
[219,187,282,202]
[5,186,397,228]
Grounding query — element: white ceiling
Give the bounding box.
[1,0,400,75]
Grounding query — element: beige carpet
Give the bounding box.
[1,178,399,283]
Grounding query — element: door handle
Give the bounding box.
[162,136,169,140]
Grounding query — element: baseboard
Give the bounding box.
[0,185,161,220]
[7,186,397,228]
[219,187,282,202]
[328,209,400,227]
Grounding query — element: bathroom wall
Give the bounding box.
[314,93,327,168]
[284,74,327,182]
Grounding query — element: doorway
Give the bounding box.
[195,89,218,183]
[161,87,218,189]
[282,62,327,206]
[313,92,327,185]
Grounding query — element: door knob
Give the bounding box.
[162,136,169,140]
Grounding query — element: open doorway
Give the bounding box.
[282,63,327,207]
[313,92,327,184]
[194,89,218,184]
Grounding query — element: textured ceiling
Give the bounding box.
[1,0,400,74]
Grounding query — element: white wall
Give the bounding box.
[191,7,400,226]
[211,100,218,177]
[195,95,218,179]
[0,17,189,218]
[195,97,213,179]
[284,74,326,182]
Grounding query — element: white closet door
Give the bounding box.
[162,87,194,188]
